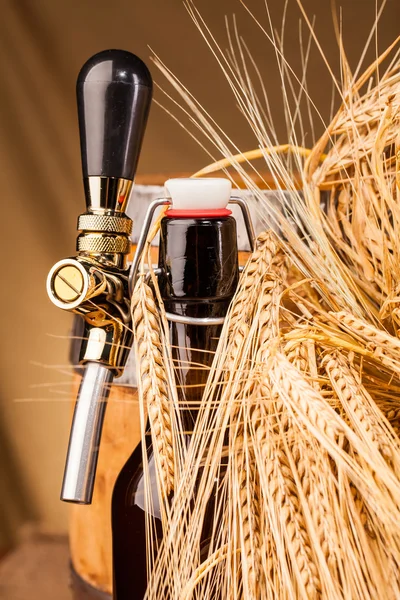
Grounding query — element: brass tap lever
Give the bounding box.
[47,49,152,504]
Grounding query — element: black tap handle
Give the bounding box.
[77,49,152,181]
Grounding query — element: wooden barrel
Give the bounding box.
[69,381,138,598]
[67,183,277,598]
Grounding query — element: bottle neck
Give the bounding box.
[158,216,239,428]
[158,216,238,316]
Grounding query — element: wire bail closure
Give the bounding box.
[128,196,255,326]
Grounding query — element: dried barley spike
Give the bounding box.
[332,311,400,358]
[323,351,394,462]
[235,440,262,599]
[131,278,175,498]
[228,230,284,340]
[272,354,341,442]
[267,447,322,599]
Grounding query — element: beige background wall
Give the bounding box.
[0,0,399,549]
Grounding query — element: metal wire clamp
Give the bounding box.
[128,195,255,298]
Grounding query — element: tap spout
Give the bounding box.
[61,362,114,504]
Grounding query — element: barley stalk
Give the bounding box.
[227,230,285,364]
[271,353,341,442]
[292,436,340,570]
[348,481,377,540]
[284,342,342,578]
[323,351,394,462]
[323,351,400,546]
[249,401,286,598]
[267,446,322,599]
[332,310,400,358]
[228,231,286,427]
[132,279,175,498]
[234,438,261,600]
[252,359,322,597]
[285,340,309,373]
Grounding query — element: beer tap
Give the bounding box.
[46,49,152,504]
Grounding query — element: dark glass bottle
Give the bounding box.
[112,213,239,600]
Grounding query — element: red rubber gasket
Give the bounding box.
[165,208,232,218]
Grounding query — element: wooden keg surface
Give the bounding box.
[69,382,139,597]
[71,562,112,599]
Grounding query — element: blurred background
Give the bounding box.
[0,0,398,561]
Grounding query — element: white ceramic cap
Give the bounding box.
[164,177,231,210]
